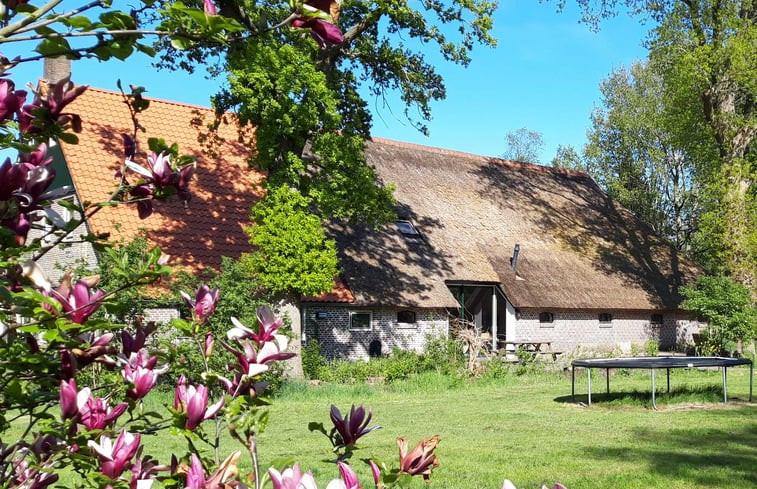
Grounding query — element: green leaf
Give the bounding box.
[35,37,72,57]
[170,37,192,50]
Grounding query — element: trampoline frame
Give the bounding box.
[571,356,753,409]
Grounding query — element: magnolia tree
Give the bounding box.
[0,1,568,488]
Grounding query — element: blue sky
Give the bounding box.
[5,1,652,163]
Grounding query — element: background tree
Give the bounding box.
[550,144,587,172]
[502,127,544,164]
[583,61,706,251]
[553,0,756,293]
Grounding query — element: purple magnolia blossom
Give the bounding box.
[269,463,317,489]
[50,277,105,324]
[218,336,295,396]
[19,142,53,169]
[185,451,241,489]
[122,364,160,400]
[180,284,220,324]
[174,375,225,430]
[291,17,343,48]
[88,430,141,479]
[79,393,128,431]
[397,435,440,481]
[10,460,59,489]
[325,462,361,489]
[0,78,27,121]
[204,331,214,357]
[124,153,196,219]
[19,76,88,134]
[329,404,380,447]
[60,378,84,421]
[130,450,169,489]
[203,0,217,15]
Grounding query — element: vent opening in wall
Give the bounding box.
[651,313,664,325]
[349,311,372,331]
[599,313,613,323]
[539,312,554,323]
[397,310,416,324]
[396,220,420,236]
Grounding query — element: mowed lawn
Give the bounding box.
[137,367,755,489]
[13,367,757,489]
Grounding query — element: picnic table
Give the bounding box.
[497,340,561,360]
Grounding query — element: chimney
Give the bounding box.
[510,244,520,272]
[42,57,71,85]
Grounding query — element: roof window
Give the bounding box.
[396,220,419,236]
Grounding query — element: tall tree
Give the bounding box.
[554,0,756,291]
[551,144,587,172]
[584,61,707,251]
[503,127,544,164]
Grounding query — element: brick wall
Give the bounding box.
[29,195,99,283]
[303,306,449,361]
[514,309,702,353]
[142,308,180,325]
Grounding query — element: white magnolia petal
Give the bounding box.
[246,364,269,377]
[43,207,68,228]
[124,160,154,179]
[76,387,91,410]
[325,479,347,489]
[274,334,289,352]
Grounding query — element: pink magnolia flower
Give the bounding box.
[60,378,85,421]
[269,463,317,489]
[369,460,380,487]
[174,375,225,430]
[180,284,220,324]
[185,451,241,489]
[122,364,160,400]
[19,76,87,134]
[19,142,53,169]
[203,0,217,15]
[397,435,440,482]
[204,332,214,357]
[0,78,27,121]
[291,17,343,48]
[325,462,361,489]
[50,277,106,324]
[330,404,380,447]
[79,392,128,431]
[218,336,295,396]
[87,430,141,479]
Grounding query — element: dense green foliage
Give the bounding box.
[162,0,497,299]
[555,0,757,291]
[681,275,757,352]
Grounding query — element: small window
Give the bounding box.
[396,220,419,236]
[397,310,416,324]
[599,313,613,323]
[349,311,372,331]
[539,312,554,323]
[651,314,664,325]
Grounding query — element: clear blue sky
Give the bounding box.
[4,1,651,163]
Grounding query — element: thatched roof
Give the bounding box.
[322,138,700,310]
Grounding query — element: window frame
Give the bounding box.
[396,220,420,236]
[349,311,372,331]
[598,313,613,326]
[650,313,664,326]
[538,312,554,324]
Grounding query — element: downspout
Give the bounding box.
[491,286,498,350]
[301,306,307,345]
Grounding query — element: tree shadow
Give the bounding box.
[580,424,757,487]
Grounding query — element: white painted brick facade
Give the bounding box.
[142,308,180,325]
[303,306,449,361]
[514,309,702,353]
[28,195,98,284]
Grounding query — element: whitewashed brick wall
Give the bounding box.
[303,307,449,361]
[28,195,98,284]
[142,308,180,325]
[514,309,702,353]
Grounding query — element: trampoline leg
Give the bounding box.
[606,368,610,396]
[588,368,592,406]
[723,367,727,404]
[667,368,670,394]
[750,363,753,402]
[651,369,656,410]
[571,366,575,402]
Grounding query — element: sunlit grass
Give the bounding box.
[6,367,755,489]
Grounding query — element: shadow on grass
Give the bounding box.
[553,384,740,407]
[582,424,757,487]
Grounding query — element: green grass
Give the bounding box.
[7,368,756,489]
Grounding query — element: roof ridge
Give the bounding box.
[369,136,590,178]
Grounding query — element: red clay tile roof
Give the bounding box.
[303,276,355,303]
[61,87,264,277]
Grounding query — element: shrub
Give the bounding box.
[302,339,326,380]
[644,339,660,356]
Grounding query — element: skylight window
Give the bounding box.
[396,220,419,236]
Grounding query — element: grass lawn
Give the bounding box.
[10,367,756,489]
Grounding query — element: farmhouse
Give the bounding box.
[38,61,702,360]
[302,139,703,360]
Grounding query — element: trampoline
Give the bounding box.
[571,356,753,409]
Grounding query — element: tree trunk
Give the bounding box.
[277,300,305,379]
